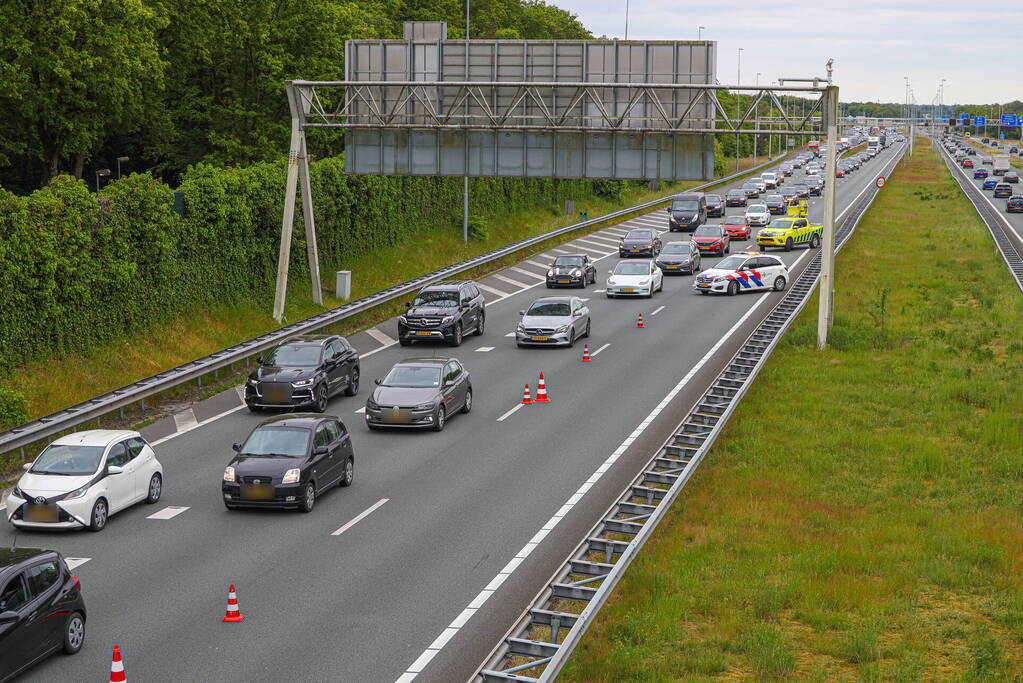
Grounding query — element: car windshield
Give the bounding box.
[30,444,105,476]
[727,190,744,196]
[412,290,459,307]
[793,185,808,192]
[240,426,309,457]
[526,302,571,316]
[747,205,767,213]
[614,262,651,275]
[714,255,748,270]
[742,184,756,190]
[553,256,584,267]
[766,195,783,202]
[382,366,442,388]
[263,344,320,367]
[625,230,652,240]
[723,217,746,225]
[781,189,796,195]
[705,194,722,202]
[694,226,721,237]
[671,200,699,211]
[661,243,690,254]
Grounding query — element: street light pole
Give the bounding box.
[817,85,839,350]
[116,156,129,179]
[624,0,630,39]
[94,169,110,193]
[753,72,761,162]
[736,47,743,173]
[698,26,705,40]
[463,0,470,243]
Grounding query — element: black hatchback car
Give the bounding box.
[223,414,354,513]
[618,228,662,257]
[725,189,747,207]
[545,253,596,288]
[399,281,485,347]
[0,549,86,682]
[245,335,360,413]
[705,194,725,217]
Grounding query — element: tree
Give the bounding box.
[0,0,166,185]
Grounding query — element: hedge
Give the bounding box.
[0,154,620,373]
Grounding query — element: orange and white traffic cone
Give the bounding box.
[636,313,645,329]
[580,344,592,362]
[110,644,126,683]
[222,583,245,623]
[535,372,551,403]
[521,383,533,405]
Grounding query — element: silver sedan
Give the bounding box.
[515,296,591,347]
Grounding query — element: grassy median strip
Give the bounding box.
[561,140,1023,680]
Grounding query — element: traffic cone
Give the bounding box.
[580,344,592,362]
[110,644,126,683]
[222,583,245,623]
[521,383,532,405]
[535,372,551,403]
[636,313,645,329]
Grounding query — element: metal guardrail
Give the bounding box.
[937,140,1023,292]
[0,155,790,460]
[476,143,907,682]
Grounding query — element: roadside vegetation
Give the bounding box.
[561,139,1023,680]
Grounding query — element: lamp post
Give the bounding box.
[736,47,743,172]
[624,0,630,39]
[753,72,761,162]
[95,169,111,193]
[698,26,705,40]
[116,156,129,179]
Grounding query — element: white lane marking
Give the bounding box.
[234,385,245,401]
[551,247,574,254]
[568,244,607,256]
[172,408,198,432]
[630,217,664,227]
[504,332,516,337]
[147,506,190,520]
[476,282,510,297]
[496,402,526,422]
[396,274,791,681]
[331,498,389,537]
[510,266,543,279]
[651,305,666,316]
[65,558,91,570]
[354,407,366,414]
[585,234,622,246]
[358,340,397,360]
[576,237,616,249]
[492,273,530,289]
[475,346,495,352]
[151,403,246,446]
[579,297,589,302]
[366,326,395,346]
[590,342,611,357]
[592,289,606,293]
[604,227,629,235]
[526,259,548,269]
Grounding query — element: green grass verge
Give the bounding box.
[560,139,1023,680]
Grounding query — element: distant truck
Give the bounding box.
[994,155,1011,176]
[867,136,880,151]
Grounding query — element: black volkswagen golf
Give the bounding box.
[245,335,360,413]
[222,414,355,513]
[0,549,86,682]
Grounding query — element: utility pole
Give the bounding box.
[736,47,743,172]
[753,72,761,162]
[462,0,470,243]
[817,85,839,349]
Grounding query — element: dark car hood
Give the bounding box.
[406,305,458,318]
[657,253,691,262]
[549,265,583,275]
[621,239,654,247]
[254,366,316,382]
[671,211,697,221]
[372,386,440,406]
[230,454,306,477]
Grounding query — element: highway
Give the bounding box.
[944,139,1023,256]
[4,143,903,683]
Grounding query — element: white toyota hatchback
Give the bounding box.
[7,430,163,532]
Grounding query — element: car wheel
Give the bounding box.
[449,324,463,347]
[145,473,162,504]
[433,405,446,432]
[299,482,316,513]
[725,243,731,254]
[399,337,412,347]
[63,612,85,655]
[343,366,360,397]
[313,384,328,413]
[340,457,354,487]
[773,276,786,292]
[88,498,108,532]
[727,280,740,297]
[246,403,262,413]
[224,502,238,510]
[568,329,576,347]
[474,314,485,336]
[461,387,473,414]
[584,319,591,337]
[784,238,793,252]
[810,234,821,249]
[606,293,613,299]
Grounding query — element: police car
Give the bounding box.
[692,251,789,296]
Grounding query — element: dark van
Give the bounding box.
[666,192,707,232]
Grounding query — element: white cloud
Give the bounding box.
[555,0,1019,105]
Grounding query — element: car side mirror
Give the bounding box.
[232,443,241,452]
[22,462,33,471]
[107,465,124,475]
[374,378,381,385]
[314,445,329,456]
[404,301,411,308]
[0,611,18,623]
[444,379,455,387]
[519,310,525,316]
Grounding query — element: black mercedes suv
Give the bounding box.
[245,335,360,413]
[399,281,485,347]
[0,549,86,682]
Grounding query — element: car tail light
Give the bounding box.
[72,575,81,591]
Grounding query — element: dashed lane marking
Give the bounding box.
[550,247,574,254]
[590,343,611,357]
[504,332,516,337]
[354,407,366,414]
[496,402,526,422]
[568,244,607,257]
[526,259,548,269]
[492,273,530,289]
[592,289,606,293]
[331,499,389,537]
[476,282,510,297]
[366,327,395,346]
[651,305,666,316]
[510,266,543,279]
[172,408,198,432]
[475,346,495,352]
[65,558,91,570]
[147,506,190,520]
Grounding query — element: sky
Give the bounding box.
[553,0,1020,107]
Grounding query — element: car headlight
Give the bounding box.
[224,466,236,483]
[680,258,690,265]
[516,323,525,332]
[246,378,257,387]
[292,378,314,387]
[713,277,726,283]
[12,485,27,500]
[441,316,454,324]
[65,483,91,500]
[607,278,616,286]
[547,269,555,277]
[555,325,568,334]
[572,268,582,277]
[366,398,379,410]
[282,468,301,485]
[415,402,435,410]
[639,279,650,286]
[398,315,407,324]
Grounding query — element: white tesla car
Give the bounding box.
[7,430,164,531]
[606,259,663,298]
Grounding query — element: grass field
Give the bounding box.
[560,139,1023,680]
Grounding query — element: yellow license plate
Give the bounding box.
[621,288,634,292]
[666,265,679,269]
[242,484,274,500]
[415,331,433,336]
[697,283,710,288]
[532,336,549,341]
[25,505,59,523]
[630,249,640,252]
[558,280,570,284]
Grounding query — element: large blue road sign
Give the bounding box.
[974,115,987,126]
[959,113,970,119]
[936,115,950,123]
[1002,114,1019,126]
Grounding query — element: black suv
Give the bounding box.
[245,335,360,413]
[0,549,86,681]
[399,281,485,347]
